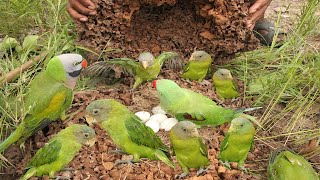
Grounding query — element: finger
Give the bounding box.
[79,0,96,9]
[249,0,270,14]
[70,0,96,15]
[246,6,268,29]
[67,3,88,22]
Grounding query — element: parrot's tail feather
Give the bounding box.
[235,107,262,114]
[0,125,23,152]
[155,150,175,168]
[20,168,36,180]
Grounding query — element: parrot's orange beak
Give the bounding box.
[87,137,97,147]
[142,61,148,69]
[85,115,96,127]
[227,74,233,80]
[81,59,88,69]
[152,80,157,88]
[191,129,199,137]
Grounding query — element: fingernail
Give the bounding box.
[89,11,97,15]
[88,6,95,10]
[80,17,88,22]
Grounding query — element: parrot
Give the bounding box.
[218,117,255,170]
[20,124,96,180]
[170,121,209,178]
[181,51,212,81]
[212,69,239,100]
[268,148,319,180]
[0,54,87,152]
[153,79,259,127]
[85,99,175,168]
[85,51,182,90]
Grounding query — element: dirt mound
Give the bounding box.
[77,0,259,62]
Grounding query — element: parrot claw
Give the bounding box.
[19,142,26,152]
[114,159,134,166]
[219,160,231,169]
[109,149,127,155]
[54,176,71,180]
[175,173,189,179]
[239,166,250,173]
[196,167,209,176]
[199,80,211,86]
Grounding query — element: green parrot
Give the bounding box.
[85,51,182,90]
[0,54,87,152]
[268,148,319,180]
[218,117,255,170]
[181,51,212,81]
[85,99,175,168]
[170,121,209,178]
[21,124,96,180]
[153,79,257,127]
[212,69,239,100]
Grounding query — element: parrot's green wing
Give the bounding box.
[156,52,183,70]
[85,58,138,77]
[220,133,230,151]
[232,80,239,92]
[199,138,208,157]
[182,61,190,73]
[125,115,169,152]
[26,138,62,168]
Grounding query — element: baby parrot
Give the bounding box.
[218,117,255,170]
[181,51,212,81]
[212,69,239,100]
[153,79,255,127]
[21,124,96,180]
[0,54,87,152]
[170,121,209,178]
[85,99,175,168]
[268,148,319,180]
[85,51,182,90]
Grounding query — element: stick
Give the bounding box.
[0,52,48,87]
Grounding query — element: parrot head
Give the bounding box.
[213,69,233,80]
[138,52,155,69]
[46,53,88,89]
[85,99,114,126]
[171,121,199,139]
[189,51,211,61]
[70,124,96,147]
[228,117,254,133]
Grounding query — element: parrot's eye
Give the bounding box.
[84,133,89,138]
[183,128,187,132]
[93,109,99,115]
[73,61,81,66]
[240,124,244,127]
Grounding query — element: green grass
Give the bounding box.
[225,0,320,165]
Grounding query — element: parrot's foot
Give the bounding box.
[219,160,231,169]
[199,80,211,86]
[196,167,209,176]
[19,142,26,152]
[54,176,71,180]
[238,165,250,173]
[175,173,189,179]
[114,159,134,166]
[109,149,127,155]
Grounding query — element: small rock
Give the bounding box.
[218,166,226,173]
[160,118,178,131]
[151,106,167,115]
[145,119,160,133]
[135,111,151,122]
[103,162,114,170]
[230,162,238,169]
[149,114,168,123]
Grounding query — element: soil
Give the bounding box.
[1,0,319,180]
[77,0,259,63]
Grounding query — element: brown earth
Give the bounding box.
[77,0,259,63]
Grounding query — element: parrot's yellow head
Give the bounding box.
[138,52,155,69]
[69,124,96,147]
[189,51,211,62]
[171,121,200,139]
[228,117,254,134]
[85,99,114,126]
[213,69,233,80]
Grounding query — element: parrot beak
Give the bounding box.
[228,124,236,132]
[81,59,88,69]
[85,115,96,127]
[191,129,199,137]
[227,74,233,80]
[189,55,195,61]
[152,80,157,88]
[87,137,97,147]
[142,61,149,69]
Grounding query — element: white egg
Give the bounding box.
[151,106,167,115]
[160,118,178,131]
[145,119,160,133]
[149,114,168,124]
[134,111,151,122]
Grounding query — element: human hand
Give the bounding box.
[246,0,272,30]
[67,0,97,22]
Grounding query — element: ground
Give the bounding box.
[1,0,319,179]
